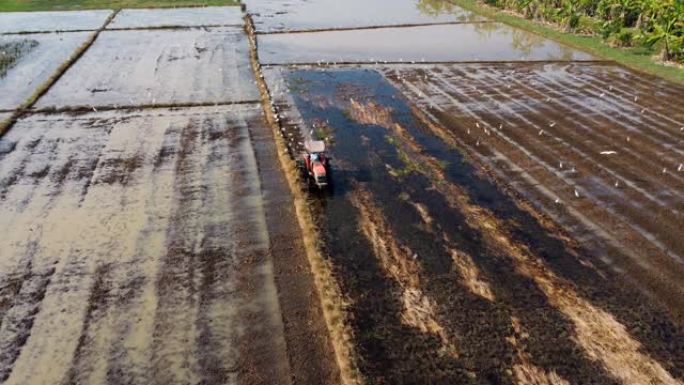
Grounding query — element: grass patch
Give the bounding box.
[447,0,684,85]
[0,39,38,77]
[0,0,238,12]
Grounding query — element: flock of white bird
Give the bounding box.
[258,62,683,209]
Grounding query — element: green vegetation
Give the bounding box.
[418,0,684,84]
[0,40,38,77]
[0,0,238,12]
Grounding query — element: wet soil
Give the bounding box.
[0,32,92,110]
[265,66,684,384]
[0,10,111,34]
[0,105,334,385]
[107,7,243,30]
[249,111,342,385]
[379,62,684,314]
[245,0,485,33]
[257,23,595,65]
[35,27,260,109]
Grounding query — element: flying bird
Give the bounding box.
[574,189,580,198]
[600,151,617,155]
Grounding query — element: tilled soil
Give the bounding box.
[35,27,260,110]
[0,105,332,385]
[265,66,684,384]
[379,62,684,317]
[0,10,111,34]
[0,32,92,110]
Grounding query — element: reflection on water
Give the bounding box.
[245,0,487,32]
[258,23,596,64]
[416,0,469,17]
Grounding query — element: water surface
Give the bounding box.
[258,23,596,64]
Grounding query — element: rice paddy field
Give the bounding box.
[0,0,682,384]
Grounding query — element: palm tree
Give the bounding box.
[644,0,683,61]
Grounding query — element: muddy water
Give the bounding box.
[35,27,259,109]
[0,10,111,34]
[108,7,243,29]
[379,62,684,311]
[0,32,92,110]
[245,0,485,32]
[257,23,595,65]
[0,105,292,384]
[270,67,684,384]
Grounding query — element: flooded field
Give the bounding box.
[0,10,111,34]
[245,0,485,32]
[108,7,243,30]
[263,66,684,384]
[0,32,92,111]
[1,0,683,383]
[35,28,259,109]
[0,105,295,384]
[379,62,684,302]
[257,23,595,65]
[0,6,340,384]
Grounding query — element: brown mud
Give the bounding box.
[264,67,684,384]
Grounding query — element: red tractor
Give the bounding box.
[297,140,330,189]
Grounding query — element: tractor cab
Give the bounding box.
[299,140,330,189]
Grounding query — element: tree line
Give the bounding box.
[488,0,683,61]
